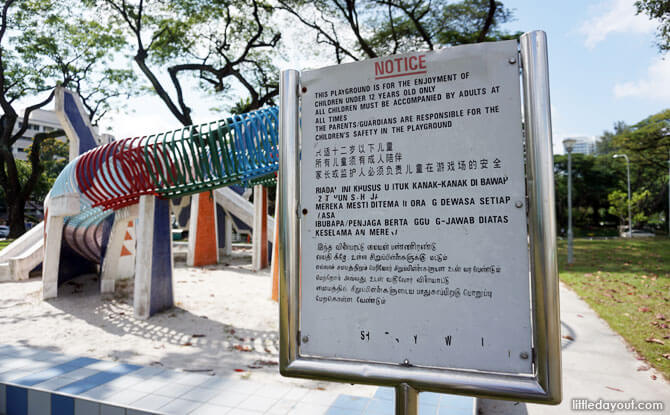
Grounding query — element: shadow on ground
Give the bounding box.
[37,270,279,376]
[476,321,574,415]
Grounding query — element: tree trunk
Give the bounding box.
[7,194,26,238]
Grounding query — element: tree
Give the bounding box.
[0,159,51,216]
[609,109,670,231]
[607,189,654,228]
[87,0,281,126]
[613,110,670,171]
[0,0,135,237]
[598,109,670,232]
[28,136,68,199]
[595,120,628,155]
[635,0,670,53]
[277,0,521,63]
[554,153,622,234]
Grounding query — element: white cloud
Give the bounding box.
[579,0,657,49]
[613,57,670,100]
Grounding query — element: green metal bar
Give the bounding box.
[142,135,160,188]
[177,126,196,185]
[206,121,225,180]
[153,132,172,189]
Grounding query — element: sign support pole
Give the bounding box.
[278,68,301,370]
[520,31,562,401]
[395,384,418,415]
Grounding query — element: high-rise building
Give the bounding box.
[10,109,65,161]
[8,108,115,161]
[564,136,596,155]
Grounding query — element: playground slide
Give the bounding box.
[215,187,274,243]
[30,102,278,318]
[0,221,44,282]
[0,185,271,283]
[0,86,108,283]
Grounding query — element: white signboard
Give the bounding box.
[299,40,532,374]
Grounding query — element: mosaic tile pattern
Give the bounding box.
[0,345,475,415]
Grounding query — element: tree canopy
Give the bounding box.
[554,153,623,235]
[277,0,520,63]
[592,109,670,232]
[555,109,669,235]
[635,0,670,53]
[86,0,281,124]
[0,0,136,236]
[611,109,670,172]
[83,0,521,126]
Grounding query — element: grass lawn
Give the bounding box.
[558,237,670,379]
[0,239,13,250]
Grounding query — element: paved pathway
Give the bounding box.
[0,344,474,414]
[478,283,669,414]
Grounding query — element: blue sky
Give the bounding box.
[99,0,669,154]
[502,0,669,152]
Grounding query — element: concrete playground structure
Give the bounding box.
[0,87,110,283]
[36,87,279,319]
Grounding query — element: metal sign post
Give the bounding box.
[279,31,561,412]
[395,383,419,415]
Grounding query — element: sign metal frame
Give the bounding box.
[278,30,561,404]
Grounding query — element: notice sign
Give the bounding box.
[299,40,532,375]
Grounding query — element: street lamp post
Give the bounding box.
[613,154,632,238]
[563,138,577,264]
[667,149,669,238]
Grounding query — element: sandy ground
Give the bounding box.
[0,248,376,397]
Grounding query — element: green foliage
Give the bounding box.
[554,153,622,232]
[607,189,654,226]
[554,110,669,231]
[635,0,670,53]
[595,121,629,155]
[368,0,519,55]
[278,0,521,63]
[0,0,137,237]
[0,159,50,207]
[88,0,518,122]
[611,110,670,229]
[612,109,670,171]
[590,109,670,231]
[230,97,254,115]
[86,0,280,123]
[5,0,136,123]
[431,0,520,45]
[28,136,68,183]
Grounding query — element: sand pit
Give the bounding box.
[0,248,376,397]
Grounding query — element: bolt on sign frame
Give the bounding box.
[278,31,561,410]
